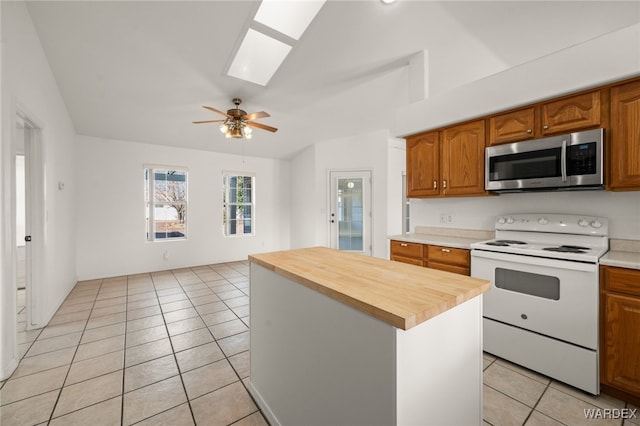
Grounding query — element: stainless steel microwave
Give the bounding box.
[485,128,604,192]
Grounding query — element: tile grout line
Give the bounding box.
[47,278,104,424]
[165,268,200,425]
[183,264,262,421]
[120,274,130,426]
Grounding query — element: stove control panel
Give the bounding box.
[495,214,608,236]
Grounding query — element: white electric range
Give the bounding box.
[471,213,609,394]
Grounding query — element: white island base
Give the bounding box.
[248,262,483,426]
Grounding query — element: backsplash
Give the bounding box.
[409,190,640,240]
[414,226,494,240]
[610,239,640,252]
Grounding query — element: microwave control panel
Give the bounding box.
[568,142,596,175]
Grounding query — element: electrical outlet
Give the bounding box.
[440,213,454,224]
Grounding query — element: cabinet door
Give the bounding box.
[540,91,601,135]
[610,80,640,190]
[406,131,440,197]
[488,108,535,145]
[441,120,486,196]
[603,293,640,396]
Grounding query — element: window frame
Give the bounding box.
[223,171,256,237]
[144,165,188,242]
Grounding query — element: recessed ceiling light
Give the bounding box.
[227,29,292,86]
[254,0,326,40]
[381,0,397,4]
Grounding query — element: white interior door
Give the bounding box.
[329,171,372,255]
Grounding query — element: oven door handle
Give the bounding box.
[561,139,568,182]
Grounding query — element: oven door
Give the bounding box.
[471,249,598,349]
[485,135,568,191]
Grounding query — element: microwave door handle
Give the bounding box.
[561,139,568,182]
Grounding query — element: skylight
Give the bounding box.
[226,0,326,86]
[227,29,293,86]
[254,0,326,40]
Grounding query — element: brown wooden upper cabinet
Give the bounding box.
[610,79,640,190]
[540,90,602,135]
[488,107,536,145]
[441,120,486,196]
[488,90,603,146]
[407,75,639,194]
[406,121,486,198]
[406,131,440,197]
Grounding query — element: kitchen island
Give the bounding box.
[248,247,490,426]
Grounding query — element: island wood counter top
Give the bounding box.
[249,246,490,330]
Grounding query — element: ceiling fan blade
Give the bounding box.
[202,105,232,118]
[243,111,270,120]
[192,119,225,124]
[247,121,278,133]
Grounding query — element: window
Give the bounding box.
[145,167,187,241]
[223,172,255,236]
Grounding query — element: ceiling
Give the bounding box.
[25,1,640,159]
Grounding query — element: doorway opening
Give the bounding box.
[15,112,44,330]
[329,170,372,256]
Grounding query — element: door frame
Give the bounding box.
[12,104,46,328]
[327,169,373,255]
[19,110,45,329]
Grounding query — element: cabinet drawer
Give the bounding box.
[390,240,425,259]
[427,261,470,276]
[427,245,470,267]
[602,266,640,297]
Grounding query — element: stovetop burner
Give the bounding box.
[470,214,609,263]
[485,240,527,246]
[542,245,591,253]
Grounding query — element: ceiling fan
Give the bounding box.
[193,98,278,139]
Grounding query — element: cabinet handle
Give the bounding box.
[526,129,532,133]
[400,243,408,247]
[543,125,549,130]
[433,180,437,190]
[443,179,447,189]
[441,248,451,253]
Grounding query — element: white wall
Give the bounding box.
[387,138,406,241]
[410,191,640,240]
[75,135,290,280]
[1,0,78,379]
[290,144,317,250]
[289,129,397,259]
[394,23,640,138]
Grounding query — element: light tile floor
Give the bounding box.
[1,262,638,425]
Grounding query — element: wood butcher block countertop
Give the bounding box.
[249,247,490,330]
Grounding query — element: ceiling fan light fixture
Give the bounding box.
[194,99,277,140]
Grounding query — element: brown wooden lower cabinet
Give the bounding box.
[390,240,425,266]
[600,265,640,405]
[390,240,470,276]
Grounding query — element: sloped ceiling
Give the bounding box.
[24,1,640,159]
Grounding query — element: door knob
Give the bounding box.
[25,236,32,242]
